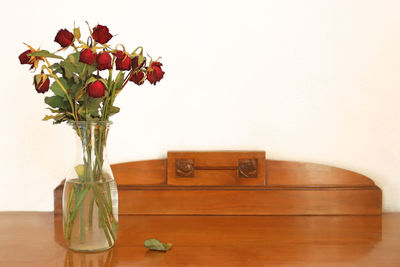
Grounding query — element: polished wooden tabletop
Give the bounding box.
[0,212,399,266]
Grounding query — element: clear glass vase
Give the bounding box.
[63,121,118,252]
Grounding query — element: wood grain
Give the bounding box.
[266,159,376,186]
[54,155,382,215]
[2,212,400,266]
[110,158,377,187]
[117,185,381,215]
[111,159,166,185]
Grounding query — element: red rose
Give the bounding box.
[19,49,33,65]
[96,52,112,71]
[115,53,131,71]
[33,74,50,94]
[54,29,74,47]
[113,50,124,59]
[147,62,165,85]
[79,49,97,65]
[87,80,105,98]
[130,71,145,85]
[92,25,113,44]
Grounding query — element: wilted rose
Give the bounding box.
[19,49,33,65]
[92,25,113,44]
[54,29,74,47]
[18,47,42,70]
[130,71,145,85]
[33,74,50,94]
[79,49,97,65]
[113,50,124,59]
[87,80,105,98]
[115,52,131,71]
[96,52,112,71]
[147,62,165,85]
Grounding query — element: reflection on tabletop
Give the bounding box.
[54,214,385,266]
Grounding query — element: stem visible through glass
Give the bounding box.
[63,122,116,248]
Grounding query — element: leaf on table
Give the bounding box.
[144,238,172,252]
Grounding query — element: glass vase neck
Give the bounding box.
[67,120,114,184]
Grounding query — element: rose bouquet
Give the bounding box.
[19,22,164,251]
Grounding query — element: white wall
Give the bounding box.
[0,0,399,211]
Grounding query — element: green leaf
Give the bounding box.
[70,83,82,96]
[74,164,85,178]
[144,238,172,252]
[74,87,85,99]
[53,113,68,124]
[49,63,61,70]
[50,78,69,97]
[137,55,145,67]
[34,74,42,85]
[42,113,68,124]
[61,52,85,75]
[46,108,60,113]
[78,98,102,118]
[28,50,64,60]
[68,54,77,66]
[61,61,74,79]
[115,71,125,90]
[73,27,81,39]
[45,96,66,109]
[53,68,63,75]
[42,115,55,121]
[60,59,83,85]
[88,99,102,117]
[72,75,80,84]
[108,106,120,117]
[60,53,85,75]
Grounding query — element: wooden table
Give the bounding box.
[0,212,399,266]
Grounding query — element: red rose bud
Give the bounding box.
[92,25,113,44]
[87,80,105,98]
[96,52,112,71]
[130,71,145,85]
[54,29,74,47]
[147,62,165,85]
[33,74,50,94]
[79,49,97,65]
[18,49,33,65]
[116,53,132,71]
